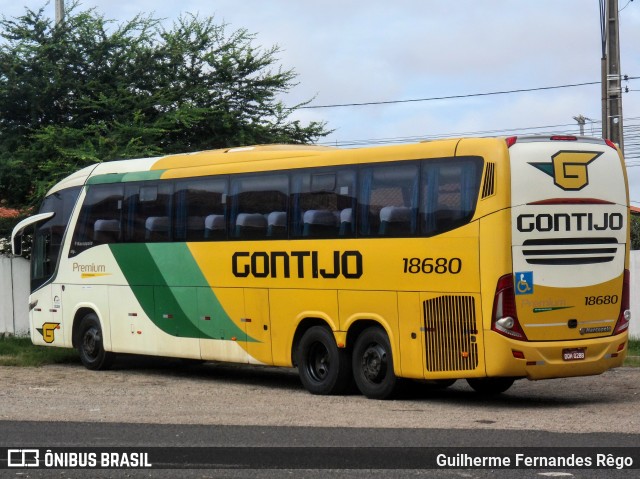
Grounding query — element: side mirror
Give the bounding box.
[11,212,55,256]
[12,234,22,256]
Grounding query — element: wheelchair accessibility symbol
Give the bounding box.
[515,272,534,295]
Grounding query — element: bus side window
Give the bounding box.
[124,182,173,243]
[359,162,419,237]
[174,177,228,241]
[291,168,356,238]
[70,184,123,257]
[230,174,288,240]
[421,158,483,236]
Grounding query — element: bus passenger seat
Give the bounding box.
[185,216,205,240]
[379,206,412,236]
[235,213,268,239]
[303,209,338,237]
[93,219,120,244]
[145,216,170,241]
[339,208,353,236]
[204,214,226,239]
[267,211,287,238]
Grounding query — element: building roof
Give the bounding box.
[0,207,20,219]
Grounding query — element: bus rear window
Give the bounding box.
[421,157,483,237]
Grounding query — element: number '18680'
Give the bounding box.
[402,257,462,274]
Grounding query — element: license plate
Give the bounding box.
[563,348,586,361]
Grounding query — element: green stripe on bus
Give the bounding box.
[87,170,166,185]
[109,243,252,342]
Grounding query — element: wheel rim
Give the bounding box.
[306,342,330,382]
[360,343,387,384]
[82,327,101,360]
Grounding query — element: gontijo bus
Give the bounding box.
[12,136,631,399]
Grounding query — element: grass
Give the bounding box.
[626,339,640,367]
[0,334,639,368]
[0,335,79,366]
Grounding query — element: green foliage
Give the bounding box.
[626,339,640,367]
[0,2,329,207]
[0,335,79,366]
[631,215,640,250]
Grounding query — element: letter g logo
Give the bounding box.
[551,151,601,190]
[530,150,602,191]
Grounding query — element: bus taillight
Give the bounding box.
[491,274,528,341]
[613,269,631,335]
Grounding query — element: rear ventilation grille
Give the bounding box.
[424,295,478,372]
[522,237,618,265]
[481,162,496,198]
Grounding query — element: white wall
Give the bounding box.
[0,257,29,336]
[630,250,640,340]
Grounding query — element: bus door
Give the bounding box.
[197,288,272,364]
[30,285,64,346]
[243,289,273,365]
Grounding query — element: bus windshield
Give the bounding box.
[30,187,81,292]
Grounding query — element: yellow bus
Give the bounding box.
[12,136,631,398]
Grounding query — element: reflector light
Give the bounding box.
[613,270,631,335]
[512,350,525,359]
[550,135,578,141]
[617,343,625,352]
[491,274,528,340]
[605,139,618,150]
[505,137,518,148]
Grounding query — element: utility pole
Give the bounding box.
[600,0,624,152]
[573,115,587,136]
[55,0,65,25]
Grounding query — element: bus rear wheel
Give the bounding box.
[352,327,397,399]
[77,313,115,371]
[466,377,514,395]
[297,326,351,395]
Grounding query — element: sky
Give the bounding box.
[2,0,640,202]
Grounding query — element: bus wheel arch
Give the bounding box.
[295,321,351,395]
[74,310,115,371]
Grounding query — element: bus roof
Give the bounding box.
[45,135,618,196]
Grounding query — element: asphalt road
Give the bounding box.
[1,358,639,478]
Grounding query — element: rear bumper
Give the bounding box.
[484,331,628,379]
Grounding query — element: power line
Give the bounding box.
[301,77,639,110]
[318,116,640,163]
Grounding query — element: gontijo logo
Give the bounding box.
[530,150,602,191]
[36,322,60,344]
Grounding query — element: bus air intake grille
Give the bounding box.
[423,295,478,372]
[522,237,618,265]
[481,162,495,198]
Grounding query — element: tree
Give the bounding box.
[632,215,640,250]
[0,2,329,207]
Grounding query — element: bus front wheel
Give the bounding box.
[352,327,397,399]
[297,326,351,395]
[466,377,514,395]
[77,313,115,371]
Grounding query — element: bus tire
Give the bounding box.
[352,326,397,399]
[297,326,351,395]
[77,313,114,371]
[466,377,514,395]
